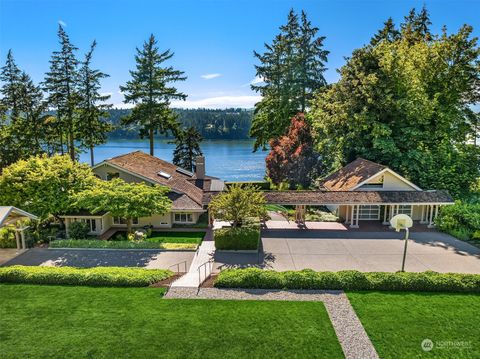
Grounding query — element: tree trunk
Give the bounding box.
[127,218,133,234]
[149,128,154,156]
[69,131,75,161]
[90,145,95,166]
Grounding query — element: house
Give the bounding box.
[263,158,454,228]
[61,151,224,237]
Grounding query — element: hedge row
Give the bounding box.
[50,239,197,250]
[214,268,480,293]
[214,226,260,250]
[0,266,173,287]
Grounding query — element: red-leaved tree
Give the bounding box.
[266,113,320,188]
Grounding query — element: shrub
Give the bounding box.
[68,221,90,239]
[0,265,173,287]
[214,226,260,250]
[50,239,197,250]
[0,225,16,248]
[214,268,480,293]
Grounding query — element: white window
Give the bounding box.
[80,218,97,233]
[174,213,193,223]
[113,217,138,225]
[353,205,380,220]
[397,205,412,216]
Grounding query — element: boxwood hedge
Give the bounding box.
[214,226,260,250]
[214,268,480,293]
[0,265,173,287]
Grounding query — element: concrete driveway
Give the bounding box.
[2,248,195,271]
[215,230,480,274]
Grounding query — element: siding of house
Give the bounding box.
[93,164,147,184]
[357,172,417,191]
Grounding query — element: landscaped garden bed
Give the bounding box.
[214,226,260,251]
[214,268,480,293]
[0,265,173,287]
[0,284,343,358]
[348,291,480,358]
[50,231,205,250]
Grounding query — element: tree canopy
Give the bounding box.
[208,184,267,227]
[0,155,96,219]
[250,9,328,150]
[73,178,171,233]
[310,7,480,197]
[120,34,187,156]
[171,126,203,172]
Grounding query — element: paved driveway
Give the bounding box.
[214,230,480,274]
[2,248,195,271]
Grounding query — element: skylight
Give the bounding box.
[176,167,194,177]
[158,171,171,179]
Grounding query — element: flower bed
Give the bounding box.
[50,239,197,250]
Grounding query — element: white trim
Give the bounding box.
[352,168,422,191]
[269,202,453,206]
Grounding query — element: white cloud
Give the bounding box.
[250,76,264,85]
[100,92,113,97]
[58,20,67,27]
[201,73,222,80]
[171,95,261,109]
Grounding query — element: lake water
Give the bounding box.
[79,139,267,181]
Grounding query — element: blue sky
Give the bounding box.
[1,0,479,108]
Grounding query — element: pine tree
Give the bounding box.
[370,18,400,45]
[171,126,203,172]
[120,34,187,156]
[43,24,80,160]
[250,9,328,150]
[77,41,113,166]
[0,50,22,119]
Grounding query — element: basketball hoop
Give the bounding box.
[390,214,413,272]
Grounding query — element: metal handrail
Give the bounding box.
[168,260,187,274]
[197,258,214,286]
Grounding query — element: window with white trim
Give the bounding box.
[353,205,380,220]
[113,217,138,225]
[397,205,412,216]
[174,213,193,223]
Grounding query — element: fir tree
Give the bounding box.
[171,126,203,172]
[43,24,80,160]
[120,34,187,156]
[77,41,113,166]
[370,18,400,45]
[0,50,22,119]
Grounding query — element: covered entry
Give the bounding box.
[0,206,38,249]
[263,190,454,229]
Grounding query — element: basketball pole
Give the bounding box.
[401,227,409,272]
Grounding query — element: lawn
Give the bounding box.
[0,284,343,358]
[146,231,205,244]
[347,291,480,359]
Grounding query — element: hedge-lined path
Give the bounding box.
[165,287,379,359]
[170,228,215,287]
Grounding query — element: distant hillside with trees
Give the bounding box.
[106,108,253,140]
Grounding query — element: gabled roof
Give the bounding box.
[321,158,387,191]
[93,151,205,207]
[0,206,38,227]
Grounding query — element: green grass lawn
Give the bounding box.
[347,291,480,359]
[146,231,205,244]
[0,284,343,358]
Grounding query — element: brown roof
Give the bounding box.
[263,190,454,205]
[101,151,205,207]
[168,193,203,210]
[321,158,386,191]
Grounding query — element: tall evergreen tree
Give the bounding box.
[43,24,80,160]
[77,41,113,166]
[370,18,400,45]
[250,9,328,150]
[120,34,187,156]
[0,50,22,119]
[171,126,203,172]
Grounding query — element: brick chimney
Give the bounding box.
[195,156,205,179]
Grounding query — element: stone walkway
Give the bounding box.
[165,287,379,359]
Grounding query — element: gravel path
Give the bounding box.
[165,287,379,359]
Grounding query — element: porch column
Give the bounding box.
[428,205,435,228]
[420,205,426,224]
[20,229,26,249]
[14,230,21,250]
[350,205,359,228]
[350,205,355,227]
[345,205,350,223]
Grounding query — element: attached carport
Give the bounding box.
[0,206,38,250]
[263,190,454,229]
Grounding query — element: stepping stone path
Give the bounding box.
[165,287,379,359]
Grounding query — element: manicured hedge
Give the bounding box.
[214,226,260,250]
[214,268,480,293]
[0,265,173,287]
[50,239,197,250]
